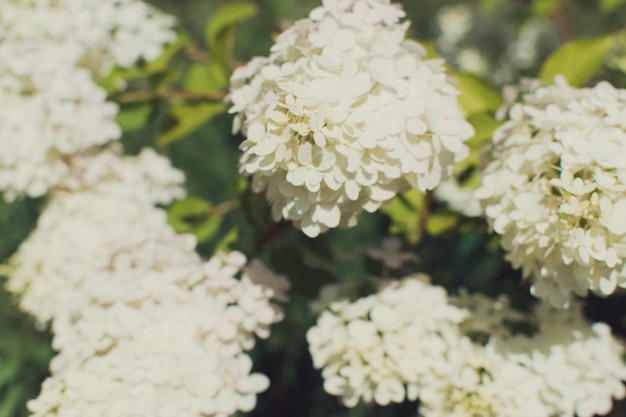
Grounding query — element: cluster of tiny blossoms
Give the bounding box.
[0,1,290,416]
[476,78,626,307]
[228,0,474,237]
[4,151,288,416]
[307,277,626,417]
[0,0,175,200]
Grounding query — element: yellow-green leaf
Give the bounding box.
[454,73,502,115]
[157,101,227,147]
[426,211,460,237]
[532,0,559,15]
[539,35,615,86]
[380,189,426,245]
[600,0,626,13]
[216,227,239,252]
[206,2,258,75]
[184,62,228,92]
[115,102,152,132]
[167,197,223,244]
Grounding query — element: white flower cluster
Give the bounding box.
[29,248,284,417]
[3,146,287,416]
[476,78,626,307]
[0,0,175,200]
[307,276,467,406]
[3,153,185,324]
[1,1,289,416]
[308,277,626,417]
[228,0,474,237]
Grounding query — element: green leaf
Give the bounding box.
[115,102,152,132]
[167,197,223,244]
[215,227,240,252]
[467,112,502,147]
[532,0,559,15]
[380,189,426,245]
[539,35,615,86]
[0,357,20,387]
[206,2,259,74]
[145,32,192,74]
[600,0,626,13]
[0,385,22,417]
[184,62,229,92]
[426,211,460,237]
[454,74,502,115]
[479,0,500,11]
[157,101,227,147]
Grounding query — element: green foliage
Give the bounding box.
[539,35,616,86]
[380,189,425,245]
[157,101,228,147]
[454,73,502,115]
[167,196,231,243]
[531,0,560,15]
[206,2,259,83]
[600,0,626,13]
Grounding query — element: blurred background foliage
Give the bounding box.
[2,0,626,416]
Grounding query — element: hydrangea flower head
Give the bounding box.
[476,78,626,307]
[307,275,467,407]
[228,0,474,237]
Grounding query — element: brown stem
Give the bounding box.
[113,89,226,103]
[412,190,434,247]
[207,200,237,218]
[553,1,575,42]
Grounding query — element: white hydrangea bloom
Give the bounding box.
[476,78,626,307]
[2,0,176,73]
[433,177,482,217]
[422,295,626,417]
[310,277,626,416]
[29,240,283,417]
[59,145,186,205]
[228,0,474,237]
[2,191,190,324]
[307,276,467,407]
[0,0,175,200]
[0,41,121,200]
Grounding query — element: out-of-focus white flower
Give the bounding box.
[307,275,467,407]
[0,0,175,200]
[434,177,482,217]
[29,240,283,417]
[476,78,626,307]
[228,0,473,237]
[365,236,415,269]
[59,145,186,205]
[2,191,193,325]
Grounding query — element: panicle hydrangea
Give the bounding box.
[308,275,626,416]
[58,145,187,205]
[29,238,285,417]
[475,77,626,307]
[306,275,467,406]
[0,0,175,200]
[228,0,474,237]
[422,294,626,417]
[1,149,186,324]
